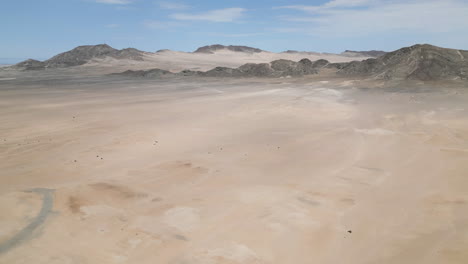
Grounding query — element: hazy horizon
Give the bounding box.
[2,0,468,62]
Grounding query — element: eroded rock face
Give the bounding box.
[337,44,468,81]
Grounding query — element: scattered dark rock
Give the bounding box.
[174,234,188,241]
[348,230,352,234]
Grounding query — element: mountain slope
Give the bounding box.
[337,44,468,81]
[44,44,118,67]
[15,44,146,70]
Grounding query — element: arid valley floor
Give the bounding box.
[1,69,468,264]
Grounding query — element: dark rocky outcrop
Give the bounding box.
[194,45,263,54]
[337,44,468,81]
[176,69,202,77]
[237,63,274,77]
[112,68,172,78]
[201,67,242,77]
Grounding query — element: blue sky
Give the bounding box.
[1,0,468,62]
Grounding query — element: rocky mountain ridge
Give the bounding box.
[12,43,468,81]
[337,44,468,81]
[14,44,146,70]
[193,45,264,54]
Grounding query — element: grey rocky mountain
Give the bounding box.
[15,44,146,70]
[194,45,264,54]
[12,43,468,81]
[336,44,468,81]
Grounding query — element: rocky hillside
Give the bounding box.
[201,58,329,77]
[14,59,46,70]
[113,69,172,78]
[337,44,468,81]
[194,45,264,54]
[14,44,146,70]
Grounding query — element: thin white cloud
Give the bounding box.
[278,0,374,12]
[158,1,190,10]
[170,8,246,22]
[276,0,468,37]
[95,0,131,4]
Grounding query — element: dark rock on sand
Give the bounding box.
[113,69,173,78]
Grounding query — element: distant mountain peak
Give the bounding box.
[194,44,264,54]
[15,44,146,70]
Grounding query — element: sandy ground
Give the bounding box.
[1,74,468,264]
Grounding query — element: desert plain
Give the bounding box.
[1,49,468,264]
